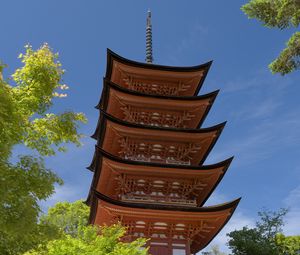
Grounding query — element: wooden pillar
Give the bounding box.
[186,239,191,255]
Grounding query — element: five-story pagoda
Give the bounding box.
[86,11,240,255]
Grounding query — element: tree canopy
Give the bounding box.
[227,208,288,255]
[24,201,148,255]
[242,0,300,75]
[24,224,148,255]
[227,208,300,255]
[275,233,300,255]
[0,44,86,255]
[40,200,90,237]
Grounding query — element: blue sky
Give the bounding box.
[2,0,300,252]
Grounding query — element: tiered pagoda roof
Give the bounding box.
[98,79,219,128]
[90,191,240,254]
[87,147,233,207]
[92,111,225,165]
[87,49,240,255]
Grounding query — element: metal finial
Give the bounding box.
[146,10,153,63]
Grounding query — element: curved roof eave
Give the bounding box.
[106,48,213,76]
[93,189,241,213]
[105,49,213,96]
[87,145,234,171]
[95,78,219,110]
[96,109,226,134]
[87,147,233,207]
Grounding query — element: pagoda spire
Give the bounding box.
[145,10,153,63]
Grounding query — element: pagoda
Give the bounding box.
[86,11,240,255]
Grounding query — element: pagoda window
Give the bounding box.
[120,138,199,165]
[175,224,186,231]
[123,76,187,97]
[135,221,146,229]
[173,249,186,255]
[153,222,168,230]
[122,108,196,128]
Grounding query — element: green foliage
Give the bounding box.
[242,0,300,75]
[0,157,61,236]
[0,44,86,254]
[24,224,148,255]
[242,0,300,29]
[24,111,86,156]
[276,233,300,255]
[0,215,59,255]
[40,200,90,237]
[227,226,279,255]
[24,201,148,255]
[227,208,288,255]
[12,44,64,115]
[0,44,86,160]
[269,31,300,74]
[0,79,22,161]
[0,153,63,255]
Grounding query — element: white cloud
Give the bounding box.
[204,191,229,206]
[165,21,208,65]
[222,70,293,94]
[200,211,255,254]
[203,69,300,168]
[232,98,282,120]
[283,185,300,235]
[284,209,300,235]
[284,186,300,207]
[206,130,273,167]
[206,104,300,168]
[40,183,87,213]
[220,69,294,125]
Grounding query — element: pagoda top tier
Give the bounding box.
[105,49,212,96]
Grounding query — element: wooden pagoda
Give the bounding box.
[86,49,240,254]
[86,11,240,255]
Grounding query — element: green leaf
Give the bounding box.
[0,44,86,254]
[269,31,300,75]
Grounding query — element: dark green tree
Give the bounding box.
[242,0,300,75]
[227,208,288,255]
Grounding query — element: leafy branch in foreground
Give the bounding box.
[25,224,148,255]
[0,44,86,255]
[269,31,300,74]
[275,233,300,255]
[242,0,300,75]
[24,201,148,255]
